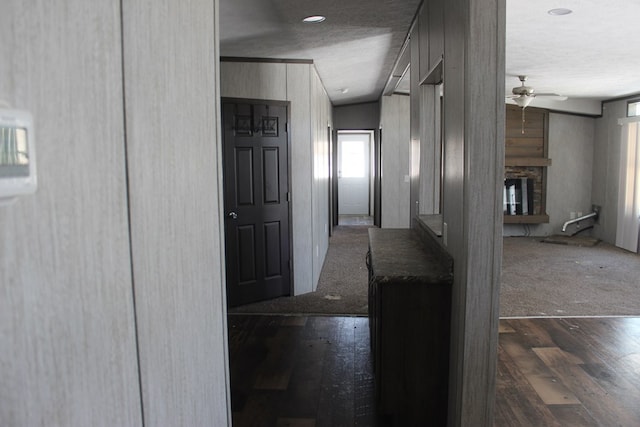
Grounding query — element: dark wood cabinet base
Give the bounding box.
[367,228,453,425]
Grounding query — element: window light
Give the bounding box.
[628,100,640,117]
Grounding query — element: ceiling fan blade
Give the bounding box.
[533,93,568,101]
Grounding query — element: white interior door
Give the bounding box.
[338,132,370,215]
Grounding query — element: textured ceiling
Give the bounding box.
[506,0,640,111]
[220,0,421,105]
[221,0,640,111]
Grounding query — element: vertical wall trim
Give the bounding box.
[285,65,289,106]
[118,2,146,425]
[213,3,232,423]
[308,65,317,289]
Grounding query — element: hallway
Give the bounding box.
[338,215,374,226]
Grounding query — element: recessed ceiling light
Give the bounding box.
[548,8,572,16]
[302,15,326,23]
[339,88,349,94]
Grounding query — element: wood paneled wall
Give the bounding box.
[409,0,505,425]
[1,1,230,426]
[444,0,505,424]
[505,104,547,157]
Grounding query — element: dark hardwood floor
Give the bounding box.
[228,315,377,426]
[496,317,640,427]
[228,315,640,426]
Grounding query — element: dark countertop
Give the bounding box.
[368,228,453,285]
[418,214,443,237]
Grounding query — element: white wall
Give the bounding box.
[221,61,332,295]
[504,113,596,237]
[380,94,411,228]
[1,1,230,426]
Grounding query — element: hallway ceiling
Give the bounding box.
[220,0,640,110]
[220,0,421,105]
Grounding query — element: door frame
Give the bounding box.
[221,97,294,301]
[332,129,379,225]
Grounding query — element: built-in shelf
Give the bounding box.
[417,214,442,237]
[505,157,552,167]
[503,214,549,224]
[504,105,550,224]
[420,56,443,86]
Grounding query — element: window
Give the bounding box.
[627,99,640,117]
[616,117,640,253]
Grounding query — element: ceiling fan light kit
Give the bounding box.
[513,94,534,108]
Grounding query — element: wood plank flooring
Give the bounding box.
[228,315,377,426]
[228,315,640,426]
[496,317,640,427]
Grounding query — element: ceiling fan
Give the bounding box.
[507,75,567,108]
[507,75,568,133]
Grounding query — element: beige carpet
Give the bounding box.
[500,236,640,317]
[228,225,371,316]
[229,228,640,318]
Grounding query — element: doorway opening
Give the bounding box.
[336,130,375,226]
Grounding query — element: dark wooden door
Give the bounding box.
[222,100,290,307]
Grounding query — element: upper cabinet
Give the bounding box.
[418,0,444,84]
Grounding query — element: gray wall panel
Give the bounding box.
[122,0,230,425]
[287,63,315,294]
[410,24,421,221]
[419,85,440,214]
[333,102,380,130]
[594,100,627,244]
[311,67,332,287]
[415,0,505,425]
[380,95,411,228]
[221,62,288,101]
[545,114,595,235]
[0,1,142,426]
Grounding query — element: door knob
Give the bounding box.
[228,211,238,219]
